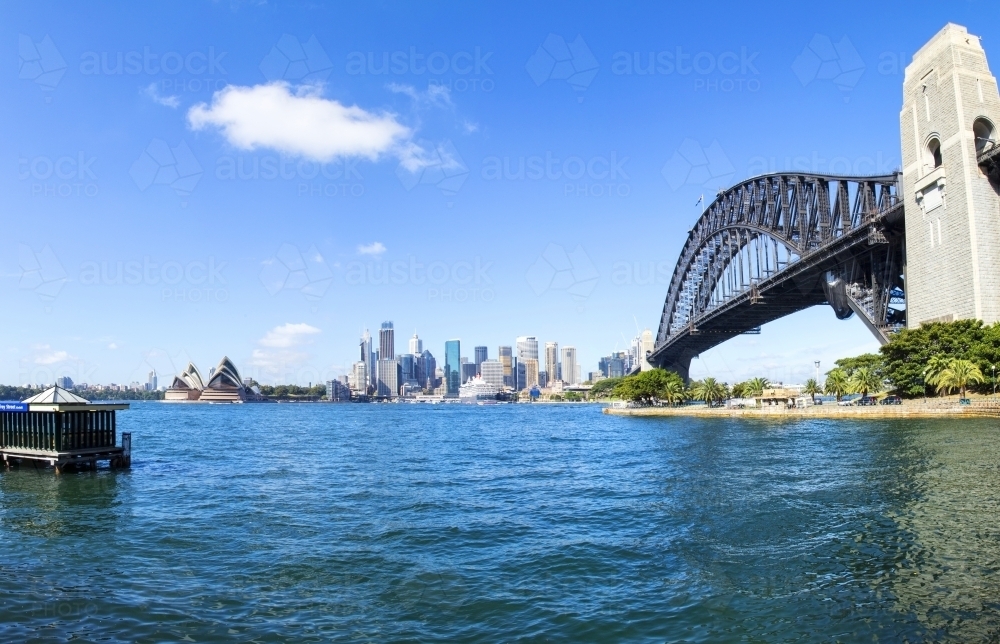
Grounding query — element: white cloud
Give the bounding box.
[188,82,413,163]
[107,342,118,350]
[33,345,72,365]
[143,82,179,108]
[258,322,321,348]
[357,242,386,256]
[387,82,453,109]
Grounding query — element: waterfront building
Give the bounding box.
[474,346,488,373]
[379,322,395,360]
[400,354,417,383]
[545,342,559,383]
[524,359,539,388]
[350,361,368,394]
[498,346,513,387]
[377,358,400,397]
[444,339,461,396]
[326,379,350,402]
[516,336,539,362]
[55,376,74,389]
[198,357,248,403]
[515,358,525,391]
[480,359,504,387]
[165,362,205,401]
[561,347,578,385]
[409,332,422,354]
[538,370,548,388]
[461,362,478,384]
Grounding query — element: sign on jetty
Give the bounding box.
[0,386,131,474]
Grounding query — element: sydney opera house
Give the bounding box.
[165,357,260,403]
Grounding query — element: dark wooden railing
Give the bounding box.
[0,410,117,453]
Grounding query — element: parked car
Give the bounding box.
[837,400,853,406]
[855,397,877,406]
[880,395,902,405]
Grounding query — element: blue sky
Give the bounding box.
[2,0,995,386]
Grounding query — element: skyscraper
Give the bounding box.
[516,336,539,362]
[360,329,375,390]
[444,339,461,396]
[377,358,400,397]
[499,346,513,387]
[544,342,559,383]
[379,321,395,360]
[561,346,578,385]
[409,332,422,354]
[480,359,504,387]
[474,346,488,374]
[418,349,437,389]
[524,358,539,388]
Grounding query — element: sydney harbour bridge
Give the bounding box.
[647,24,1000,380]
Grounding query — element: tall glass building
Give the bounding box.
[444,339,461,396]
[474,346,488,373]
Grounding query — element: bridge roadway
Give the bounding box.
[648,173,904,380]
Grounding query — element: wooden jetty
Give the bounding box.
[0,386,131,474]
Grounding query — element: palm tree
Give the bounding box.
[660,378,686,406]
[923,355,951,396]
[730,381,747,398]
[744,377,770,397]
[803,378,821,403]
[824,368,850,401]
[932,358,985,397]
[848,366,883,399]
[692,377,727,407]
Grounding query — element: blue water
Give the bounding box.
[2,403,1000,642]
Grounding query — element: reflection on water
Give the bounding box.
[888,422,1000,639]
[0,467,124,538]
[1,404,999,641]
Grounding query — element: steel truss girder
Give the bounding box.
[653,172,901,371]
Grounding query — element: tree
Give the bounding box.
[744,377,770,397]
[880,319,985,397]
[824,368,849,401]
[660,377,686,406]
[803,378,821,403]
[730,382,747,398]
[848,366,882,399]
[835,353,885,379]
[931,358,984,397]
[612,369,685,405]
[589,377,622,399]
[691,377,727,407]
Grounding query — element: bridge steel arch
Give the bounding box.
[648,172,904,380]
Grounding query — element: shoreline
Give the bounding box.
[603,402,1000,419]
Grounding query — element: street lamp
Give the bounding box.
[993,364,996,398]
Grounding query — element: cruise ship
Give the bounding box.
[458,376,501,402]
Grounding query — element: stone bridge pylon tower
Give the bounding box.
[901,23,1000,327]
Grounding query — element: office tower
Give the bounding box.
[516,336,539,362]
[418,350,437,389]
[377,358,400,397]
[379,321,395,360]
[524,358,539,388]
[400,354,417,384]
[499,346,513,387]
[56,375,74,389]
[480,359,504,387]
[474,346,488,373]
[444,339,461,396]
[409,332,422,354]
[545,342,559,383]
[461,362,477,384]
[538,370,548,388]
[361,329,376,390]
[326,380,350,401]
[561,346,578,385]
[351,362,368,393]
[147,370,157,390]
[515,358,525,390]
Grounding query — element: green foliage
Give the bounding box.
[824,368,849,401]
[258,384,326,399]
[690,377,728,406]
[730,382,747,398]
[803,378,821,401]
[834,353,884,379]
[743,377,770,397]
[588,377,622,399]
[848,366,883,397]
[612,369,686,405]
[879,319,995,397]
[564,391,583,402]
[0,385,163,401]
[928,358,984,396]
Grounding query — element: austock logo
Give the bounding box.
[526,34,599,100]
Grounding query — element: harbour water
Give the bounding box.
[2,403,999,642]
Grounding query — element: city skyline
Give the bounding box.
[6,2,992,387]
